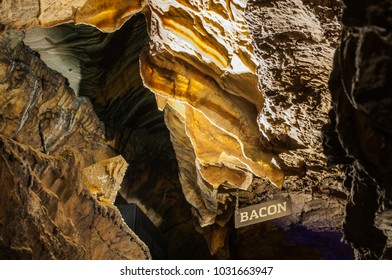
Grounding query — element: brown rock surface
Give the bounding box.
[234,0,348,251]
[0,30,150,259]
[0,0,145,31]
[9,0,289,256]
[0,30,114,165]
[83,155,128,204]
[21,15,213,259]
[0,135,149,259]
[4,0,389,260]
[140,0,286,255]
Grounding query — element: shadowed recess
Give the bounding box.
[23,13,212,259]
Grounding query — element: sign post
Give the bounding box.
[234,197,292,228]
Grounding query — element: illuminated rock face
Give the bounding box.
[20,15,213,259]
[83,155,128,204]
[3,0,284,181]
[0,0,145,32]
[140,1,284,253]
[0,31,150,259]
[5,0,288,256]
[2,0,377,259]
[0,136,150,260]
[142,0,284,187]
[239,0,348,253]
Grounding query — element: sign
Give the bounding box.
[235,197,292,228]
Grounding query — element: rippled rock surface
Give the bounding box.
[3,0,387,259]
[0,30,150,259]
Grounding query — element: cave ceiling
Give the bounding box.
[0,0,391,259]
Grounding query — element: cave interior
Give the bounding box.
[0,0,391,260]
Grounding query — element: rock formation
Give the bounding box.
[21,13,212,259]
[0,0,145,32]
[83,155,128,204]
[1,0,390,259]
[327,0,392,259]
[0,30,150,259]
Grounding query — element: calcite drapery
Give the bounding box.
[2,0,285,182]
[1,0,358,259]
[2,0,285,249]
[140,0,284,231]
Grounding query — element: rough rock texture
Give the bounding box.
[0,30,114,164]
[22,15,212,259]
[2,0,383,259]
[5,0,289,256]
[327,0,392,259]
[140,0,352,257]
[0,0,145,32]
[141,0,287,256]
[0,30,150,259]
[0,135,150,259]
[247,0,342,167]
[231,0,351,258]
[83,155,128,204]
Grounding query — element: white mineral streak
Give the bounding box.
[148,0,257,75]
[141,0,285,234]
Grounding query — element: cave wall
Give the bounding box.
[1,0,390,259]
[0,30,150,259]
[327,0,392,259]
[22,14,212,259]
[226,0,354,259]
[244,0,346,227]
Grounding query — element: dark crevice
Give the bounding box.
[23,14,212,259]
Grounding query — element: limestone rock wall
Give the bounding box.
[2,0,290,256]
[0,31,114,164]
[0,30,150,259]
[0,135,150,259]
[22,15,210,259]
[219,0,353,259]
[3,0,388,259]
[327,0,392,259]
[240,0,347,235]
[0,0,145,31]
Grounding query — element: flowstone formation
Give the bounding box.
[141,0,288,256]
[0,0,145,32]
[3,0,388,259]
